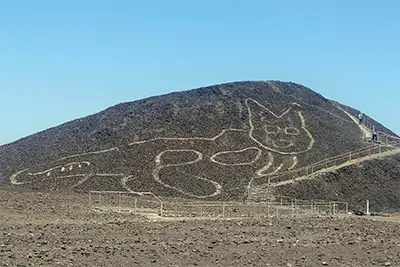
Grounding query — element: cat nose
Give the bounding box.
[273,139,293,148]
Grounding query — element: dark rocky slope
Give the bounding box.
[275,153,400,212]
[0,81,397,206]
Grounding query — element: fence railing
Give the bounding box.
[267,143,399,185]
[89,191,164,216]
[88,191,348,219]
[334,102,400,144]
[162,199,348,218]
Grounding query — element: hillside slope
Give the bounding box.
[275,153,400,212]
[0,81,397,203]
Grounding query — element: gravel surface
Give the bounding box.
[0,190,399,267]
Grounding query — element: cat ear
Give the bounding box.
[246,99,278,123]
[280,102,303,117]
[282,102,305,128]
[292,102,301,109]
[246,99,303,122]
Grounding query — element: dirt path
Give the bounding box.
[335,104,372,139]
[271,148,400,187]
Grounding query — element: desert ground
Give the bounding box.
[0,188,399,267]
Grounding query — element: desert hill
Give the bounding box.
[275,153,400,212]
[0,81,398,207]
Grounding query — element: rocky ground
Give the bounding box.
[0,189,399,267]
[275,154,400,212]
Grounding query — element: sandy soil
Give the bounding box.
[0,189,399,267]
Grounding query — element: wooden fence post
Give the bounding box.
[291,199,295,217]
[134,198,137,215]
[310,200,313,216]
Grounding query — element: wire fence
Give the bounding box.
[89,191,164,215]
[89,191,348,219]
[268,143,399,185]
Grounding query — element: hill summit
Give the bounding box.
[0,81,398,206]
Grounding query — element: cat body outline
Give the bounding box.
[11,98,315,199]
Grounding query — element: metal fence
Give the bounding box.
[89,191,348,219]
[267,143,398,185]
[89,191,164,215]
[162,200,347,218]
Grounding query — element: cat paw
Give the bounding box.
[154,149,221,198]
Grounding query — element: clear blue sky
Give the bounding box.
[1,0,399,145]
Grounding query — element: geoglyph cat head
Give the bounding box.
[245,99,315,154]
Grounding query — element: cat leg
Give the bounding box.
[153,149,222,198]
[288,156,299,170]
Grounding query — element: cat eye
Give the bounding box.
[265,125,280,134]
[285,127,300,135]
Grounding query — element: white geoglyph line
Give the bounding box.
[121,175,136,193]
[154,149,222,198]
[246,153,274,199]
[57,147,120,161]
[10,169,29,185]
[12,173,87,185]
[96,173,126,177]
[298,112,315,151]
[209,147,262,166]
[11,162,91,185]
[152,167,222,199]
[269,164,284,175]
[288,156,298,170]
[156,149,203,166]
[11,98,315,198]
[27,162,90,176]
[128,129,247,146]
[254,100,300,118]
[255,152,274,177]
[245,99,315,155]
[53,174,86,179]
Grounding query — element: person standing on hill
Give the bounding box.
[372,126,378,142]
[358,112,363,124]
